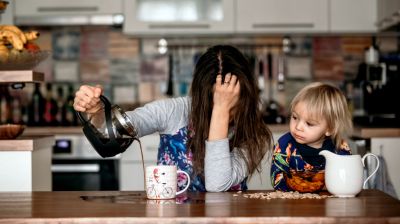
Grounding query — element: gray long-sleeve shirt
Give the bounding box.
[125,96,248,192]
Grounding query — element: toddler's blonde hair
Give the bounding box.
[290,82,353,148]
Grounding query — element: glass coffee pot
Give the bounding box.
[77,95,138,158]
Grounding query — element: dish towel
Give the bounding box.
[364,155,397,199]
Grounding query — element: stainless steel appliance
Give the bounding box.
[354,55,400,127]
[52,135,120,191]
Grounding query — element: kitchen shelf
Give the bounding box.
[23,126,83,135]
[0,70,44,83]
[0,135,54,151]
[352,126,400,138]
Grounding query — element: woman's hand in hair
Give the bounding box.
[213,73,240,113]
[73,85,103,114]
[208,73,240,141]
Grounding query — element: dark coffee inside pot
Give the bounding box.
[77,95,138,158]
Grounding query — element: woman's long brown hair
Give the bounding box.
[188,45,273,179]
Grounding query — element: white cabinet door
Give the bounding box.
[370,137,400,199]
[330,0,377,33]
[15,0,123,25]
[247,132,285,190]
[120,134,159,191]
[123,0,234,36]
[0,0,14,25]
[236,0,329,33]
[15,0,122,16]
[377,0,400,30]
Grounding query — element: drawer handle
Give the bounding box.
[252,23,314,28]
[149,24,210,29]
[51,164,100,173]
[38,6,99,12]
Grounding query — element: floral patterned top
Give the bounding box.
[158,126,247,192]
[270,132,351,191]
[126,97,248,192]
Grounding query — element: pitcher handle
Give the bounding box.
[362,153,380,189]
[176,170,191,196]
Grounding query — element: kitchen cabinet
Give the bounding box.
[14,0,123,25]
[247,131,285,190]
[351,126,400,199]
[123,0,234,36]
[0,136,54,191]
[0,0,14,25]
[370,137,400,199]
[236,0,329,34]
[119,134,159,191]
[330,0,377,32]
[377,0,400,30]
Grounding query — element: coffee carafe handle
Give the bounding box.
[362,153,380,189]
[76,95,116,141]
[100,95,117,141]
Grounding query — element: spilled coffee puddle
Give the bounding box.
[80,194,204,205]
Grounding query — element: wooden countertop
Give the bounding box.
[0,190,398,224]
[352,126,400,138]
[0,135,54,151]
[23,126,83,135]
[268,125,400,138]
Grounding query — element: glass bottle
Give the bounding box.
[29,83,45,126]
[65,85,78,126]
[56,86,67,126]
[0,86,11,124]
[43,83,58,126]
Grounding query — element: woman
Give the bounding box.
[74,45,273,192]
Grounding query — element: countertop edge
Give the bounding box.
[352,127,400,138]
[0,135,54,151]
[17,125,400,139]
[0,217,398,224]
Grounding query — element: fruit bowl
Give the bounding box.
[0,50,50,70]
[0,124,25,139]
[284,169,325,193]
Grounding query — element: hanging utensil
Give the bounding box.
[264,52,285,124]
[277,54,285,91]
[166,51,174,96]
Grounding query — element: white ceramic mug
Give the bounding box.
[145,165,191,200]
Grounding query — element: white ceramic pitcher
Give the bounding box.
[319,150,380,197]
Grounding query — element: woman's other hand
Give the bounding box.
[208,73,240,141]
[73,85,103,114]
[213,73,240,114]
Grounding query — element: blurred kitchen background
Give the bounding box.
[1,0,400,198]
